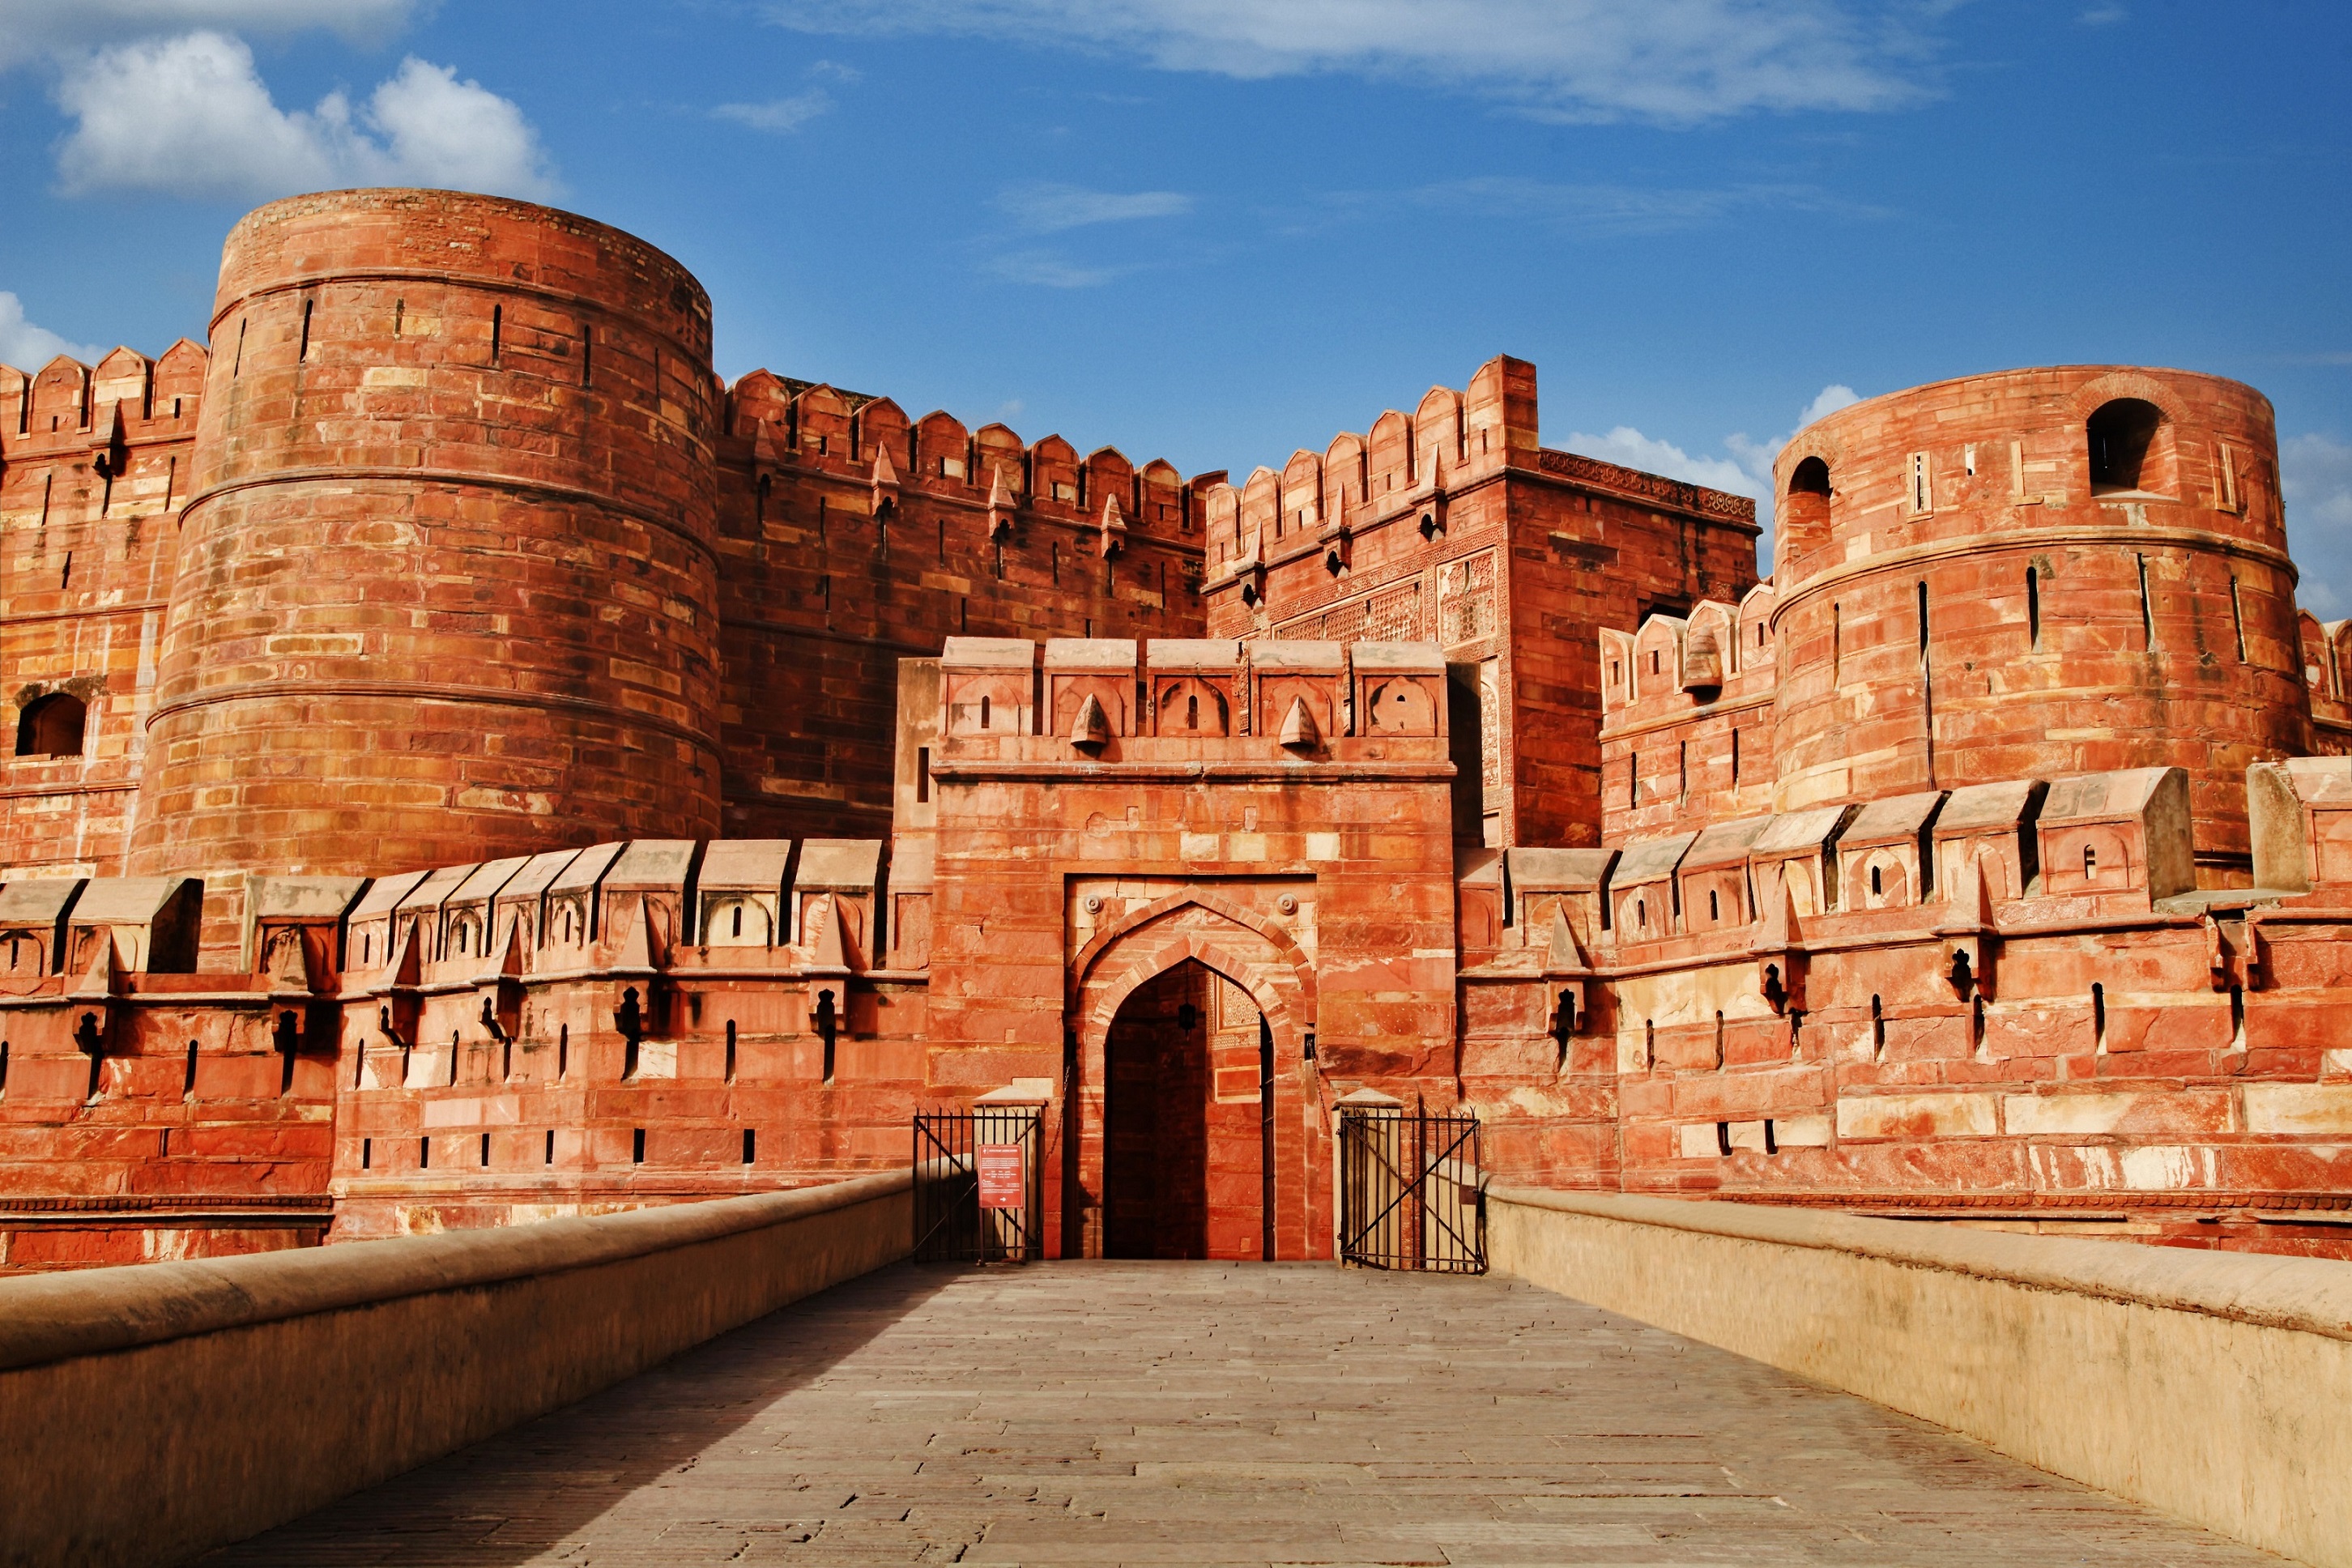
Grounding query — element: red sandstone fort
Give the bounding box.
[5,186,2351,1271]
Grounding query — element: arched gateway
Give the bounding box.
[917,633,1464,1262]
[1071,893,1318,1259]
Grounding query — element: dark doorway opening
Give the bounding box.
[2088,398,2166,493]
[1102,960,1272,1259]
[15,692,86,758]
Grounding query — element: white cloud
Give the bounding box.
[1393,177,1885,236]
[2283,432,2352,616]
[761,0,1945,124]
[985,249,1128,288]
[997,181,1193,232]
[2077,6,2128,24]
[356,57,556,195]
[714,90,836,132]
[0,293,102,372]
[51,32,556,201]
[1795,382,1861,426]
[1570,382,1865,576]
[0,0,415,67]
[1565,424,1760,499]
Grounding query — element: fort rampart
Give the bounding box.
[3,188,2349,1270]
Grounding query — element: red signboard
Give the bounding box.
[977,1144,1025,1209]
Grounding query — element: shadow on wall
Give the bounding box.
[215,1263,960,1566]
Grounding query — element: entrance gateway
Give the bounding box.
[906,633,1481,1263]
[910,1055,1485,1269]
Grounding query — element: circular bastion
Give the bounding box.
[1768,364,2305,884]
[129,188,724,876]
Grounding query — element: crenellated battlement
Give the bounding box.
[1197,356,1538,596]
[0,340,213,888]
[2294,610,2352,750]
[1598,584,1783,842]
[0,340,208,457]
[926,634,1449,758]
[1576,764,2206,955]
[720,371,1199,548]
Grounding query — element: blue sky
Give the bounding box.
[2,1,2348,601]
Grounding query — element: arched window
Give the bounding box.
[2088,398,2165,493]
[15,692,85,758]
[1779,456,1832,565]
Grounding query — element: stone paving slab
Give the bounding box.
[209,1263,2282,1566]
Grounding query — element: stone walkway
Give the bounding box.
[214,1263,2278,1566]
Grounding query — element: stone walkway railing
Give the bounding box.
[1487,1187,2352,1568]
[0,1172,912,1568]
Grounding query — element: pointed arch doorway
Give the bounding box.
[1101,961,1273,1260]
[1067,889,1322,1261]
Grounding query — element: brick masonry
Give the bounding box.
[5,191,2352,1268]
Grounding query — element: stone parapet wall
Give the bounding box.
[1487,1187,2352,1568]
[0,1172,911,1567]
[1458,761,2352,1251]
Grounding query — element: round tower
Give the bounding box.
[1769,365,2305,886]
[127,188,722,877]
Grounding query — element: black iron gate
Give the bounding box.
[913,1106,1042,1263]
[1337,1103,1485,1272]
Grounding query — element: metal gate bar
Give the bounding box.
[914,1106,1042,1263]
[1337,1105,1485,1272]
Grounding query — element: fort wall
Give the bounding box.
[707,374,1208,842]
[6,189,2351,1272]
[0,343,206,880]
[1201,356,1760,850]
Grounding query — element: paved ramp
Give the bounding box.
[215,1263,2273,1565]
